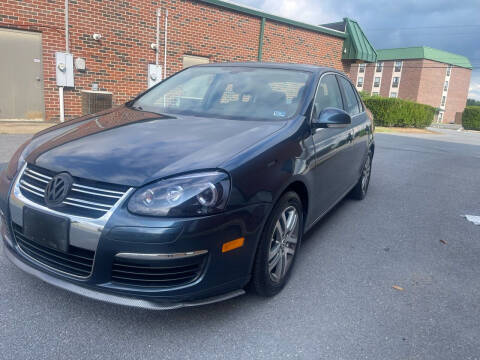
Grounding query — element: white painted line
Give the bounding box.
[463,215,480,225]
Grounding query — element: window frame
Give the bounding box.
[376,62,383,72]
[441,95,446,107]
[374,77,381,87]
[390,91,398,98]
[357,76,364,87]
[337,74,363,116]
[392,76,400,88]
[310,72,345,122]
[394,61,403,72]
[359,64,366,73]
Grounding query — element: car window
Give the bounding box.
[338,76,361,116]
[312,74,343,119]
[135,67,312,121]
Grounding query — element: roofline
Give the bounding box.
[376,46,472,69]
[198,0,347,39]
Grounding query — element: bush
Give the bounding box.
[362,97,435,128]
[462,106,480,130]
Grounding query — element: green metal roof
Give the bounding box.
[198,0,346,38]
[377,46,472,69]
[341,18,377,62]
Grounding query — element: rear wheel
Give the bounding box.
[252,191,303,297]
[350,151,372,200]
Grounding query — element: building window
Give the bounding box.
[374,77,380,87]
[376,62,383,72]
[446,65,452,76]
[444,80,449,92]
[392,77,400,88]
[437,112,443,123]
[390,92,398,98]
[182,55,209,69]
[372,91,379,96]
[394,61,403,72]
[357,76,364,87]
[441,96,446,107]
[359,64,366,73]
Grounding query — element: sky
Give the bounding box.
[234,0,480,100]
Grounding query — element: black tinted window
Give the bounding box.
[338,76,360,116]
[313,74,343,119]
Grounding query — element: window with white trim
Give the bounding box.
[441,96,446,107]
[394,61,403,72]
[444,80,449,92]
[359,64,366,73]
[372,91,379,96]
[446,65,452,76]
[376,62,383,72]
[357,76,364,87]
[392,77,400,88]
[374,77,380,87]
[438,112,443,122]
[390,92,397,98]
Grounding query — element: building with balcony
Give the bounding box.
[351,46,472,124]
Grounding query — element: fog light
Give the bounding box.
[222,237,244,253]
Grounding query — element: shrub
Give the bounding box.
[462,106,480,130]
[363,97,435,128]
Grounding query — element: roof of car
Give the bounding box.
[194,62,341,74]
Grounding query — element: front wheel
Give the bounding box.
[350,151,372,200]
[251,191,303,297]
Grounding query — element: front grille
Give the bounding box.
[111,255,207,288]
[18,164,129,219]
[13,223,95,277]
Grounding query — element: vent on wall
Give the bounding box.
[81,90,113,115]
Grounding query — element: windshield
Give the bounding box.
[133,66,312,120]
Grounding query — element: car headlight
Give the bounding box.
[128,171,230,217]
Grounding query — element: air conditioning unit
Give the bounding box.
[81,90,113,115]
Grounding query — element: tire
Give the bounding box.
[252,191,304,297]
[350,150,373,200]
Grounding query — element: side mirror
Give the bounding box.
[313,107,351,128]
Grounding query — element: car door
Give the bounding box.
[336,75,369,187]
[310,73,355,219]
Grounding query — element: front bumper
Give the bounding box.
[0,166,270,309]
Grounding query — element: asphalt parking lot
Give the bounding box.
[1,130,479,360]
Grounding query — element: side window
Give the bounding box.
[338,76,360,116]
[312,74,343,119]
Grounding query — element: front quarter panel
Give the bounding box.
[222,116,316,225]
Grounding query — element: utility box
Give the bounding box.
[148,64,162,88]
[55,52,74,87]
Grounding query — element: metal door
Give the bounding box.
[0,28,44,120]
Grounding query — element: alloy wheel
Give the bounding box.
[268,206,299,283]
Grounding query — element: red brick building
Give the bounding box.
[0,0,375,122]
[351,47,472,124]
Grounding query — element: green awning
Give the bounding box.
[342,18,377,63]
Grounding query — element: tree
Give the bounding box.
[466,98,480,106]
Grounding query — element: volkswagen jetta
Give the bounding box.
[0,63,374,309]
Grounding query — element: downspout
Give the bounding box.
[163,9,168,80]
[155,8,161,65]
[257,17,265,61]
[60,0,69,122]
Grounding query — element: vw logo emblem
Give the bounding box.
[44,173,73,207]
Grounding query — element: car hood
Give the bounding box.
[25,106,287,186]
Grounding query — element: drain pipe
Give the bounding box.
[59,0,69,122]
[163,9,168,80]
[155,8,161,65]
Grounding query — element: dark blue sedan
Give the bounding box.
[0,63,374,309]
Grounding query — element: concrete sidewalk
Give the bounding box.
[0,121,55,134]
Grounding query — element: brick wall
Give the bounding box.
[397,59,422,101]
[416,59,445,110]
[0,0,348,122]
[444,66,470,123]
[379,60,393,97]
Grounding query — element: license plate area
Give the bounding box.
[23,207,70,252]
